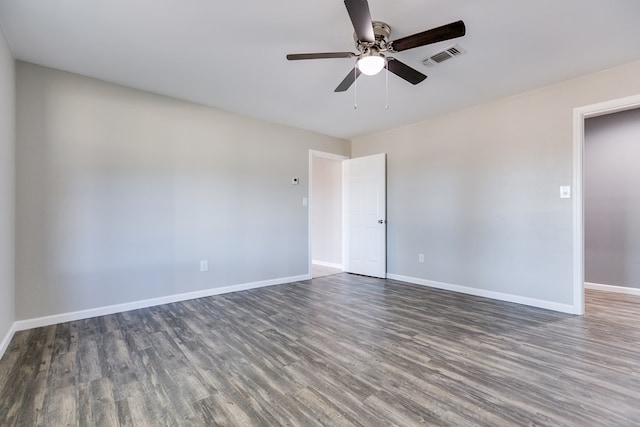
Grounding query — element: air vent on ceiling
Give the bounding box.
[422,44,467,67]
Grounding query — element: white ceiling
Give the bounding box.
[1,0,640,140]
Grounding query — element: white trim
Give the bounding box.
[13,274,310,332]
[585,282,640,297]
[342,161,347,273]
[387,274,576,314]
[572,93,640,316]
[572,108,585,315]
[308,150,349,278]
[309,150,350,162]
[311,260,343,270]
[0,322,17,360]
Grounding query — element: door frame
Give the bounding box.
[572,93,640,314]
[308,150,349,278]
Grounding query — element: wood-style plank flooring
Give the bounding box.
[1,274,639,426]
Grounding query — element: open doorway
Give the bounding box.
[584,108,640,296]
[309,151,348,278]
[573,94,640,314]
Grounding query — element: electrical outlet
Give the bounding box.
[418,253,425,263]
[200,260,208,272]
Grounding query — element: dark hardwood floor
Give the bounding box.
[1,274,639,426]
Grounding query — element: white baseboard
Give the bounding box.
[585,282,640,296]
[387,274,576,314]
[13,274,311,332]
[312,260,343,270]
[0,322,17,360]
[4,271,584,361]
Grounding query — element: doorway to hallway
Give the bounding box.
[309,151,347,278]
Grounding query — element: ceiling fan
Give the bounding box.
[286,0,466,92]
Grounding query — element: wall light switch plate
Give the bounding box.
[302,197,308,207]
[560,185,571,199]
[200,260,208,272]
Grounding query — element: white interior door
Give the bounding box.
[344,153,386,278]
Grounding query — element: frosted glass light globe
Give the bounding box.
[357,55,385,75]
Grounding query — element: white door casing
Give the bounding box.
[572,93,640,315]
[343,153,386,278]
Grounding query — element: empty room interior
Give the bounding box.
[2,0,640,425]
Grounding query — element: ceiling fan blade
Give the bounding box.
[390,20,466,52]
[335,67,362,92]
[344,0,375,43]
[287,52,356,60]
[386,59,427,85]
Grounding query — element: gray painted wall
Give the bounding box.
[585,108,640,288]
[311,156,342,266]
[352,60,640,307]
[0,30,15,344]
[15,62,348,320]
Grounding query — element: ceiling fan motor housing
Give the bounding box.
[355,21,391,52]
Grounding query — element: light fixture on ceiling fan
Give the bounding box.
[357,49,385,75]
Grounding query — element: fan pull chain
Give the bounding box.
[353,67,358,110]
[385,61,390,109]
